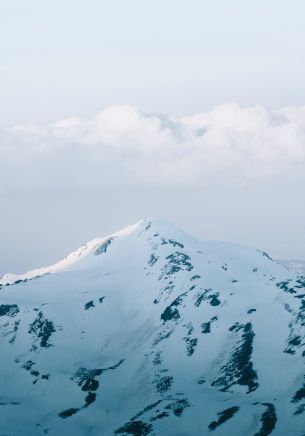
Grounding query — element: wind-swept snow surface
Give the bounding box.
[1,219,305,435]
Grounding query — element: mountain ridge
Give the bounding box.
[0,219,305,435]
[0,218,278,286]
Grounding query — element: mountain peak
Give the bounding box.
[0,218,186,285]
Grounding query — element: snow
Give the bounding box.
[278,259,305,275]
[0,219,144,285]
[0,218,304,435]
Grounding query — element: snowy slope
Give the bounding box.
[0,219,305,436]
[278,259,305,276]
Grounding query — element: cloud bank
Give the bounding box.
[1,103,305,192]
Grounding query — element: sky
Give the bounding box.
[1,0,305,275]
[1,0,305,125]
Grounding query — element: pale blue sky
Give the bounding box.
[1,0,305,125]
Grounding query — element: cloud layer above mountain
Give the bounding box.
[1,103,305,192]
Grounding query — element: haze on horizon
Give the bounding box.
[1,0,305,275]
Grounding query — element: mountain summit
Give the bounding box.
[0,219,305,435]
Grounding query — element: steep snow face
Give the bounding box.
[0,219,305,436]
[0,221,141,285]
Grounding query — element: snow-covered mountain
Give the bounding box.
[1,218,305,436]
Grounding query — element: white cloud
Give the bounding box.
[1,103,305,192]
